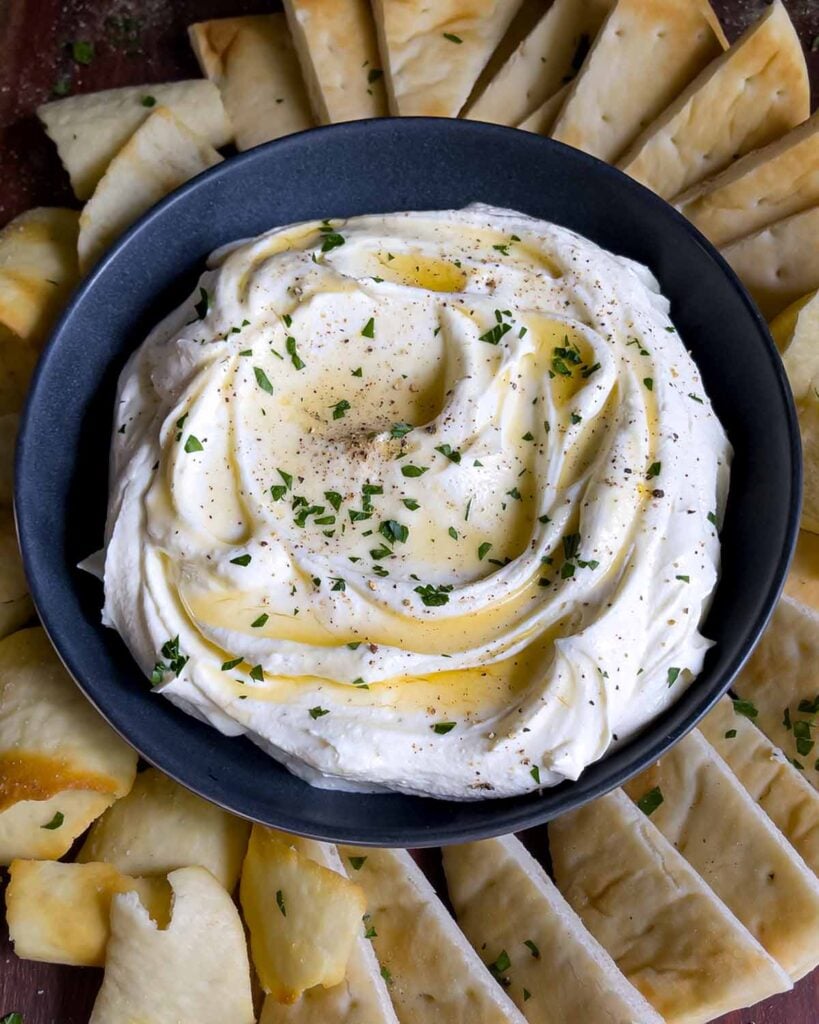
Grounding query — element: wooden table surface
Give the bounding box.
[1,1,818,1021]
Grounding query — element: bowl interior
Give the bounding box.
[15,119,800,846]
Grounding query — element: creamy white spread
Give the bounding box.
[103,205,730,800]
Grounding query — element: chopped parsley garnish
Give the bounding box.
[707,511,718,526]
[361,317,375,338]
[524,989,532,1002]
[150,636,189,686]
[529,766,540,785]
[367,68,383,83]
[278,469,293,489]
[688,392,704,404]
[478,542,492,561]
[637,785,664,816]
[0,1014,23,1024]
[193,287,210,320]
[251,613,269,628]
[562,533,581,560]
[330,577,346,591]
[402,464,428,478]
[319,226,345,252]
[352,366,363,377]
[369,544,392,560]
[141,94,156,107]
[348,856,367,870]
[41,811,64,830]
[479,310,513,345]
[332,399,351,420]
[432,721,456,734]
[506,487,521,501]
[230,554,252,567]
[435,443,462,464]
[324,490,343,511]
[570,412,582,425]
[522,432,534,441]
[643,377,654,391]
[390,422,414,438]
[415,582,453,606]
[309,706,330,719]
[448,527,459,540]
[184,435,204,453]
[402,498,420,510]
[732,698,758,719]
[381,966,392,984]
[667,666,681,686]
[725,729,737,739]
[71,39,95,64]
[676,574,690,583]
[285,336,305,370]
[276,889,286,916]
[222,657,243,671]
[250,664,264,681]
[489,950,511,978]
[443,32,462,43]
[581,362,601,378]
[364,921,377,939]
[551,356,572,377]
[493,243,510,256]
[254,367,274,394]
[523,939,540,958]
[647,461,662,479]
[380,520,409,543]
[560,562,576,579]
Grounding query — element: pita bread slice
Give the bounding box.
[699,696,819,876]
[0,413,17,506]
[0,627,137,811]
[464,0,612,127]
[0,324,39,418]
[517,84,571,135]
[6,859,171,967]
[551,0,726,164]
[721,205,819,319]
[549,789,791,1022]
[259,834,398,1024]
[77,766,250,891]
[371,0,524,117]
[623,729,819,980]
[0,506,33,641]
[77,106,223,273]
[0,208,79,346]
[337,845,528,1024]
[38,80,231,201]
[188,15,314,151]
[0,790,114,866]
[785,529,819,610]
[732,593,819,791]
[618,0,809,199]
[89,866,255,1024]
[282,0,387,124]
[443,834,664,1023]
[676,112,819,246]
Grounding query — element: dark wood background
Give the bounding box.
[0,1,817,1021]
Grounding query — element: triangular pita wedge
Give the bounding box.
[551,0,726,163]
[623,729,819,980]
[77,106,223,273]
[549,788,791,1022]
[618,0,809,199]
[770,289,817,351]
[371,0,524,117]
[779,290,819,531]
[721,205,819,319]
[78,766,249,891]
[0,208,79,345]
[7,859,171,967]
[89,866,255,1024]
[282,0,387,123]
[38,80,231,200]
[0,627,137,811]
[0,790,114,866]
[676,112,819,246]
[517,84,571,135]
[700,696,819,876]
[338,845,528,1024]
[0,505,33,641]
[260,833,398,1024]
[784,528,819,609]
[0,413,18,506]
[464,0,612,127]
[732,593,819,790]
[443,834,663,1023]
[188,15,314,151]
[0,324,38,418]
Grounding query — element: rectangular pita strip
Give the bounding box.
[38,80,231,201]
[464,0,612,127]
[371,0,524,117]
[732,593,819,791]
[443,835,663,1023]
[784,529,819,611]
[551,0,726,163]
[623,729,819,980]
[699,696,819,876]
[721,204,819,319]
[282,0,387,123]
[676,112,819,246]
[189,15,314,152]
[517,84,571,135]
[618,0,809,199]
[338,845,527,1024]
[550,788,791,1021]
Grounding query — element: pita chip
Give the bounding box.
[0,208,79,346]
[6,859,171,967]
[618,0,809,199]
[38,80,231,200]
[552,0,726,163]
[517,84,571,134]
[78,766,250,891]
[338,844,528,1024]
[0,790,114,866]
[700,696,819,876]
[0,506,33,642]
[550,788,791,1022]
[189,15,314,151]
[0,324,39,418]
[282,0,387,123]
[623,729,819,980]
[464,0,612,127]
[0,626,137,811]
[0,413,18,506]
[89,866,255,1024]
[721,205,819,319]
[259,834,398,1024]
[784,528,819,610]
[677,112,819,246]
[443,834,663,1023]
[732,593,819,791]
[371,0,524,117]
[77,106,223,273]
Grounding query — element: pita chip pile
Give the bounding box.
[0,1,816,1020]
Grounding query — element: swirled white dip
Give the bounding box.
[103,205,730,800]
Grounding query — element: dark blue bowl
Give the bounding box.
[15,119,800,846]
